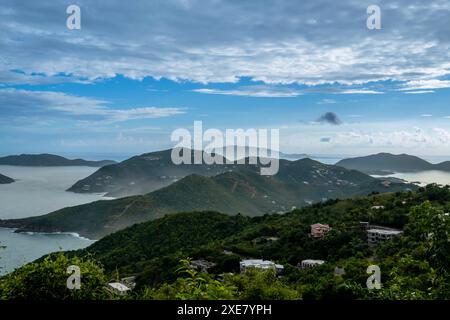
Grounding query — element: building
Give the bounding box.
[310,223,331,238]
[359,221,370,230]
[240,259,284,275]
[367,228,403,245]
[107,282,131,296]
[334,267,346,276]
[120,276,136,290]
[190,259,217,272]
[371,205,385,210]
[299,259,325,269]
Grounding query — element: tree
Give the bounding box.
[141,259,237,300]
[0,253,108,300]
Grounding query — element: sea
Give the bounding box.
[379,171,450,187]
[0,166,112,275]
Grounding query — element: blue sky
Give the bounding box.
[1,0,450,160]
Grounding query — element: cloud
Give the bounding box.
[0,0,450,87]
[0,88,185,123]
[320,137,332,142]
[400,80,450,91]
[404,90,435,94]
[329,127,450,149]
[337,89,383,95]
[317,99,336,104]
[316,112,342,125]
[421,114,433,117]
[192,86,302,97]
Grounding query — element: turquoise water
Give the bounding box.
[0,166,111,275]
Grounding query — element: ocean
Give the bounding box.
[0,166,111,275]
[382,170,450,187]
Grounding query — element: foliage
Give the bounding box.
[0,253,108,300]
[3,184,450,300]
[140,259,237,300]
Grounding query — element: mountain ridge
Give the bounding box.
[336,153,450,175]
[0,154,116,167]
[0,157,416,239]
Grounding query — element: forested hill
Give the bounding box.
[0,158,416,239]
[2,184,450,300]
[72,184,450,298]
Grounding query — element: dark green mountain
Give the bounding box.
[0,173,14,184]
[67,149,236,197]
[335,153,448,175]
[0,158,415,239]
[435,161,450,171]
[0,154,116,167]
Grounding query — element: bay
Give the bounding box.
[0,166,112,275]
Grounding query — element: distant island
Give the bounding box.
[0,154,116,167]
[0,155,415,239]
[336,153,450,175]
[0,173,14,184]
[67,149,310,197]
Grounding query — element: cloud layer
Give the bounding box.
[1,0,450,87]
[0,89,185,123]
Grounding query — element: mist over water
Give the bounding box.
[386,171,450,186]
[0,166,111,275]
[0,166,112,219]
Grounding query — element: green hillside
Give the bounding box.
[73,184,450,298]
[0,158,415,239]
[2,184,450,300]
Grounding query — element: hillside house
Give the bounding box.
[367,227,403,245]
[240,259,284,275]
[299,259,325,269]
[311,223,331,238]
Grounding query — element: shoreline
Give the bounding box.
[0,227,96,242]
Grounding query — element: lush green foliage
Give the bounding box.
[0,253,109,300]
[2,184,450,300]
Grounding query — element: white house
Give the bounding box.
[299,259,325,269]
[107,282,131,296]
[240,259,284,274]
[367,228,403,245]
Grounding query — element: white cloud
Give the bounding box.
[337,89,384,95]
[404,90,435,94]
[192,86,302,97]
[279,120,450,156]
[0,88,185,123]
[400,80,450,91]
[0,1,450,87]
[317,99,336,104]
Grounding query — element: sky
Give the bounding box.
[1,0,450,160]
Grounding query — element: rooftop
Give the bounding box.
[367,228,403,235]
[107,282,131,292]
